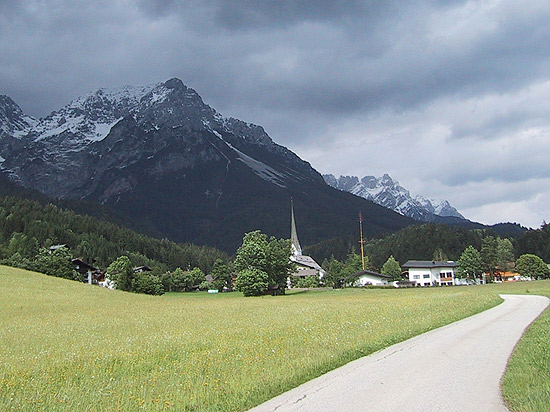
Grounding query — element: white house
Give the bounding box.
[350,270,391,286]
[403,260,457,286]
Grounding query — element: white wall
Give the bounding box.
[408,267,455,286]
[355,274,389,286]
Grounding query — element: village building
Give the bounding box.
[72,258,104,285]
[403,260,457,286]
[289,200,326,283]
[493,270,524,282]
[349,270,391,286]
[134,265,152,273]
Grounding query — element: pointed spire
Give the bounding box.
[290,198,302,256]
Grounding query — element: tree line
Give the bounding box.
[0,196,228,285]
[456,238,549,281]
[305,222,550,271]
[3,194,549,295]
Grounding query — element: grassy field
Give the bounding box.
[493,281,550,412]
[0,266,547,411]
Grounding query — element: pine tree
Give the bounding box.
[381,255,402,281]
[481,236,498,277]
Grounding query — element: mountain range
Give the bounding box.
[323,174,464,222]
[0,78,417,252]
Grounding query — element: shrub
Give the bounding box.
[133,273,165,295]
[292,276,319,288]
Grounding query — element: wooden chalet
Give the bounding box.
[72,258,104,285]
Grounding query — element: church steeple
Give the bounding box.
[290,198,302,256]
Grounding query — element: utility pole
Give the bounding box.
[359,212,366,271]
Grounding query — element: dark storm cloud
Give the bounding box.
[137,0,393,29]
[1,0,550,226]
[213,0,378,29]
[3,0,548,124]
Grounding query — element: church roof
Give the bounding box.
[291,254,324,272]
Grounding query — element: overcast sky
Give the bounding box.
[2,0,550,228]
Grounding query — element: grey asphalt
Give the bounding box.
[249,294,549,412]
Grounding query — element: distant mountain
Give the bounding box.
[0,95,37,138]
[323,174,464,222]
[0,79,416,252]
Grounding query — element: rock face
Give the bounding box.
[0,78,415,251]
[323,173,464,222]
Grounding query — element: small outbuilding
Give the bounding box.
[350,270,391,286]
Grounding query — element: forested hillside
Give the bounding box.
[0,196,227,274]
[305,223,529,269]
[515,223,550,262]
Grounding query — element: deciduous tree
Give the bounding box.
[342,251,364,286]
[34,246,79,281]
[106,256,134,291]
[515,254,550,279]
[457,246,483,280]
[234,230,294,296]
[210,259,233,291]
[172,267,204,291]
[235,268,269,297]
[133,273,164,295]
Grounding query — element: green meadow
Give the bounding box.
[497,281,550,412]
[0,266,548,412]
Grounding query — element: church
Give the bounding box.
[289,200,326,282]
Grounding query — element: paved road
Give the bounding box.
[249,294,549,412]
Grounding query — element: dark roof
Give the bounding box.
[72,258,98,271]
[350,270,391,279]
[402,260,457,268]
[133,265,152,272]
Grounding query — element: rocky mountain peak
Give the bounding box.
[164,77,185,90]
[0,95,37,137]
[0,79,417,252]
[0,78,324,200]
[323,173,464,222]
[329,175,359,192]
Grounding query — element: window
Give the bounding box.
[423,274,430,279]
[413,275,420,280]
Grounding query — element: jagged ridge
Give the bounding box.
[0,78,415,251]
[323,173,464,222]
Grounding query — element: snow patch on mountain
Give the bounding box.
[212,129,287,187]
[0,78,323,201]
[324,173,464,222]
[30,84,162,145]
